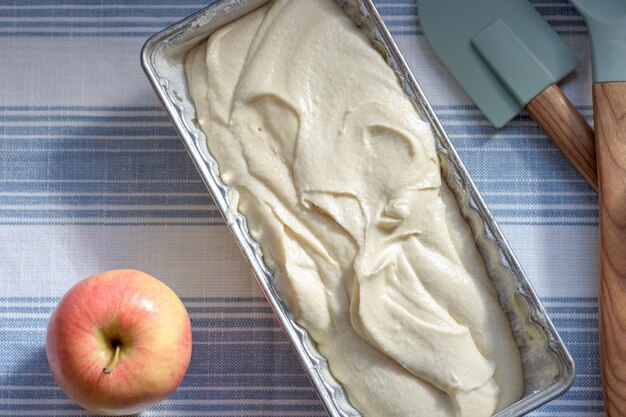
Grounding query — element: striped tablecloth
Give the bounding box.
[0,1,600,416]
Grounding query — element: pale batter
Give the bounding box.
[185,0,524,415]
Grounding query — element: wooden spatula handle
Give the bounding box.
[594,82,626,416]
[526,84,597,190]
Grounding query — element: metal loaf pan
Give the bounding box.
[141,1,575,416]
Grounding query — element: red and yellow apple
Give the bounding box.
[46,269,192,415]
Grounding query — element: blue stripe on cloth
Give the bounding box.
[0,180,207,194]
[1,139,184,151]
[543,297,597,302]
[490,209,598,218]
[2,388,320,401]
[0,125,178,136]
[0,404,327,415]
[0,194,214,206]
[0,152,199,181]
[546,306,598,314]
[0,29,591,38]
[5,372,314,388]
[0,8,203,17]
[0,105,165,111]
[0,208,219,219]
[0,221,225,226]
[539,405,605,413]
[0,114,171,122]
[497,221,598,227]
[558,331,598,344]
[0,31,164,38]
[486,194,597,205]
[0,297,602,416]
[0,0,209,4]
[0,0,587,38]
[0,20,176,28]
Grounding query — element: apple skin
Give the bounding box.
[46,269,192,415]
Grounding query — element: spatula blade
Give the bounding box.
[569,0,626,82]
[418,0,578,128]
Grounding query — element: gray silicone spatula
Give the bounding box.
[417,0,598,189]
[567,1,626,414]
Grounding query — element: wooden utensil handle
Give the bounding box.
[526,84,597,190]
[594,82,626,416]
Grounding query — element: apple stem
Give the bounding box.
[103,343,121,375]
